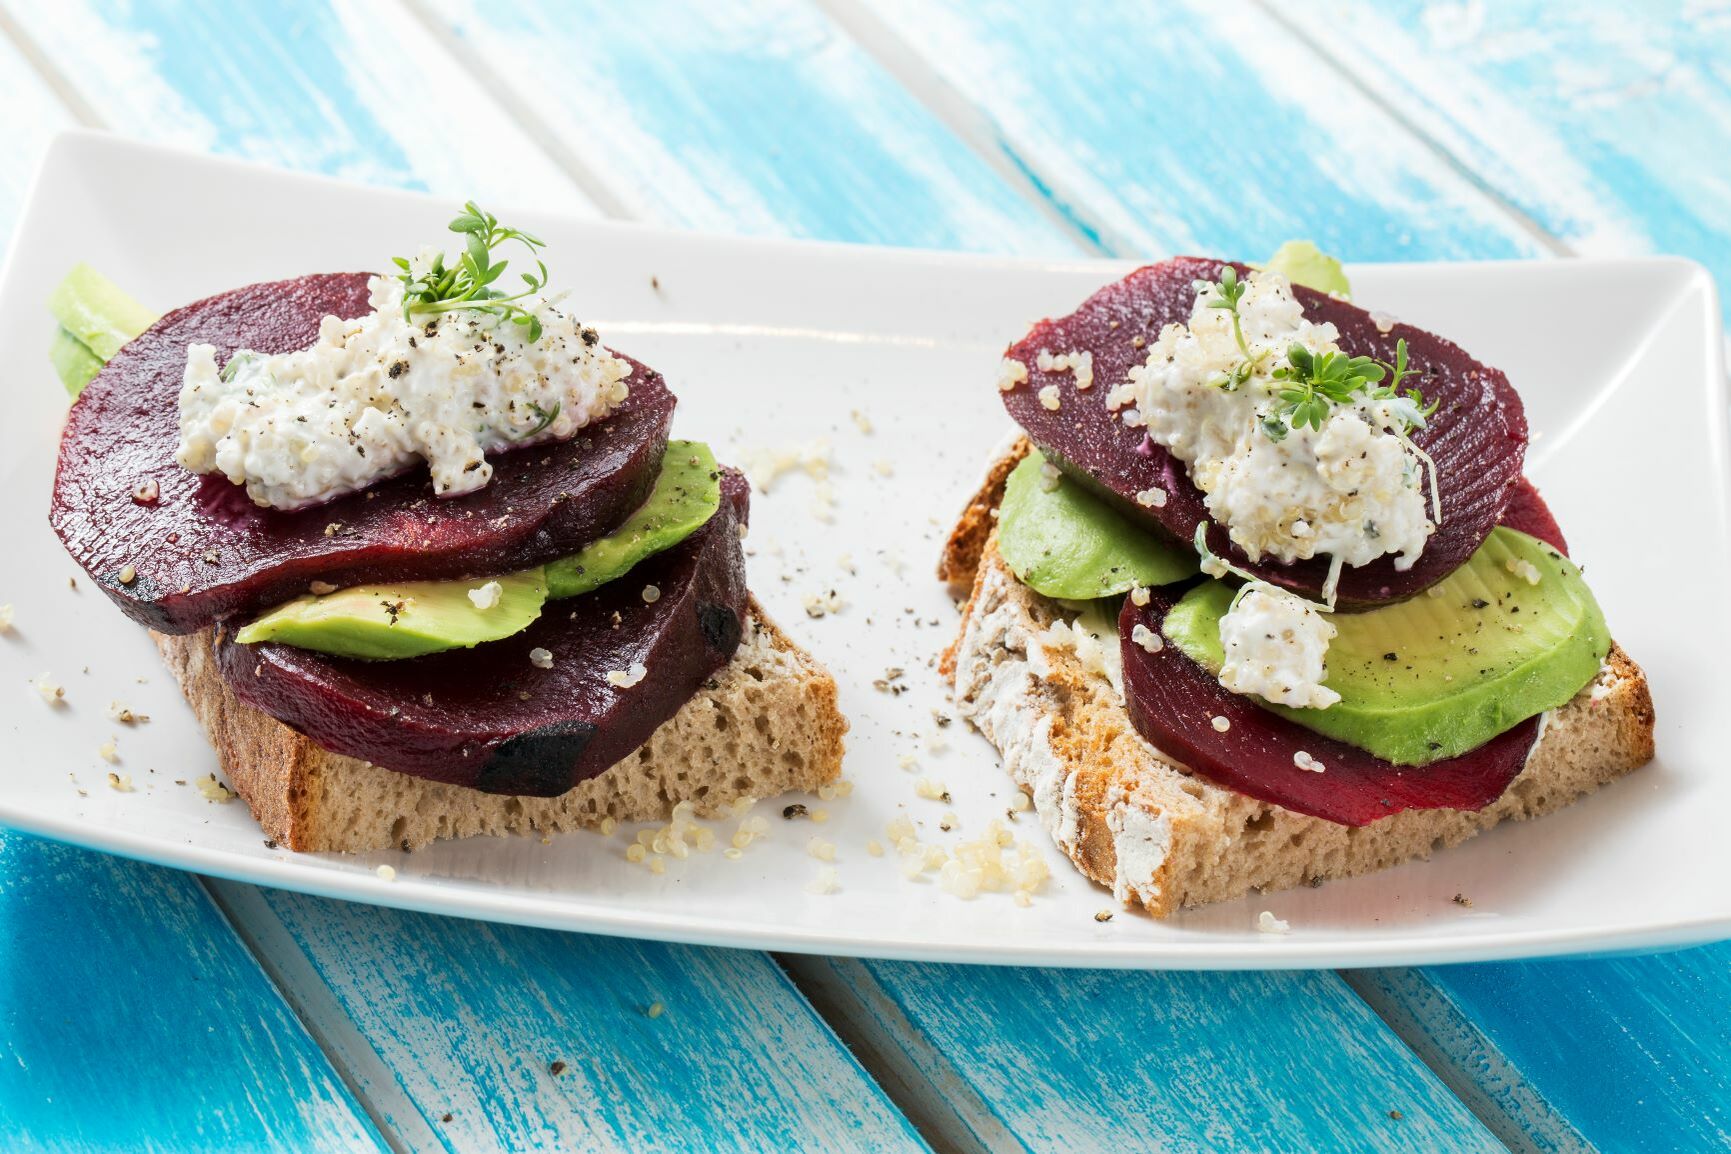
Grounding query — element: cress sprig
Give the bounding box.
[1201,268,1437,441]
[1203,266,1267,391]
[1262,339,1439,441]
[393,202,550,342]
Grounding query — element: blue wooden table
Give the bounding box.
[3,3,1729,1150]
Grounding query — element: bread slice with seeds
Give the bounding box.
[155,599,845,852]
[940,438,1655,916]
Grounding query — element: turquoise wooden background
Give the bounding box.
[2,2,1728,1150]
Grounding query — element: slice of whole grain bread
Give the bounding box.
[155,599,845,852]
[940,438,1655,916]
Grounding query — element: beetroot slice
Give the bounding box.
[1118,589,1541,827]
[51,273,674,635]
[1002,258,1528,608]
[1501,476,1567,556]
[216,470,750,796]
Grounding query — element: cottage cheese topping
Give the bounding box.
[176,272,631,510]
[1215,585,1341,710]
[1109,268,1433,571]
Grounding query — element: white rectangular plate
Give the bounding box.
[2,133,1725,969]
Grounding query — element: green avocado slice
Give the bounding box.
[231,442,724,659]
[544,440,723,599]
[1263,240,1351,298]
[48,263,158,394]
[50,327,106,394]
[1162,527,1610,765]
[997,449,1196,599]
[234,569,549,660]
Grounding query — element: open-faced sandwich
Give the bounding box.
[47,204,845,853]
[941,243,1654,917]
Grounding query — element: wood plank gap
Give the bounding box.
[0,4,105,129]
[777,954,1021,1154]
[202,877,430,1154]
[1246,0,1573,260]
[1342,969,1589,1154]
[812,0,1119,258]
[396,0,636,221]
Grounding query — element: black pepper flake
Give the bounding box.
[1383,652,1399,662]
[387,359,410,379]
[549,1060,567,1077]
[782,804,809,820]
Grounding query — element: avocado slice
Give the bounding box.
[1163,527,1609,765]
[231,442,722,659]
[997,448,1196,600]
[1263,240,1351,298]
[544,440,722,599]
[50,326,106,395]
[234,569,548,660]
[48,264,158,393]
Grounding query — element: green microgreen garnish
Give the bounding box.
[1260,337,1436,441]
[393,201,550,342]
[1269,345,1388,432]
[520,400,561,439]
[1203,266,1267,390]
[220,351,257,384]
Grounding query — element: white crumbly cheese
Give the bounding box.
[1216,585,1341,710]
[529,647,554,669]
[1111,268,1433,571]
[176,273,631,510]
[1037,384,1062,411]
[1130,623,1164,654]
[1257,910,1291,934]
[467,580,504,610]
[996,358,1029,392]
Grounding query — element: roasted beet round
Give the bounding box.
[1118,589,1541,827]
[51,273,674,634]
[1002,258,1528,608]
[217,471,751,795]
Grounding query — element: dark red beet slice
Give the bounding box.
[216,471,751,795]
[51,273,674,634]
[1117,590,1540,826]
[1003,258,1528,608]
[1501,476,1567,555]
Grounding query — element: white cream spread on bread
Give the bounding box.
[176,271,630,510]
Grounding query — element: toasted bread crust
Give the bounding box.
[155,599,846,853]
[946,449,1656,916]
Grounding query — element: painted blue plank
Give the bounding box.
[423,0,1073,254]
[1354,949,1731,1152]
[214,884,928,1154]
[831,0,1543,261]
[1291,0,1731,312]
[792,956,1500,1153]
[0,834,386,1153]
[0,0,591,213]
